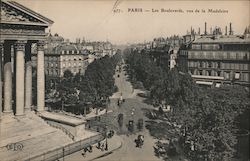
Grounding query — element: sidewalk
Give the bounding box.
[62,135,122,161]
[52,109,113,120]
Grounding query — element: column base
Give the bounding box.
[25,108,31,112]
[36,107,46,112]
[3,110,13,115]
[15,113,26,119]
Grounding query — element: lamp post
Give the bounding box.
[105,126,109,151]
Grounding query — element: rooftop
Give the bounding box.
[193,35,250,44]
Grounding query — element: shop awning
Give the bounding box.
[196,81,213,86]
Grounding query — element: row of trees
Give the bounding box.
[125,49,250,160]
[46,53,121,114]
[125,49,196,106]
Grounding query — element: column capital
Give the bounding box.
[15,40,27,51]
[37,40,45,51]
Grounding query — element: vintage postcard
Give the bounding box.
[0,0,249,161]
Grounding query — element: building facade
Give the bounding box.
[0,1,53,119]
[178,24,250,86]
[32,43,89,78]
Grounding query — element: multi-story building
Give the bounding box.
[178,23,250,86]
[32,43,89,79]
[32,36,115,79]
[47,44,89,78]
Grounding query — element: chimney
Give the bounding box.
[205,22,207,35]
[198,27,201,35]
[225,26,227,35]
[229,23,233,35]
[210,27,212,34]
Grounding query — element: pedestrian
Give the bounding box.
[105,141,108,151]
[97,142,101,149]
[89,145,93,153]
[81,150,86,157]
[101,142,105,151]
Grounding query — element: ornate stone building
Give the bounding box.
[0,1,53,118]
[178,23,250,86]
[44,43,89,78]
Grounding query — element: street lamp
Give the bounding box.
[104,125,109,151]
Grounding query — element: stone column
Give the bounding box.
[3,42,12,114]
[37,41,45,112]
[25,43,32,111]
[15,40,26,116]
[0,41,3,120]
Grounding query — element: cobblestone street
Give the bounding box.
[93,63,162,161]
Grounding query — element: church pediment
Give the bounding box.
[1,1,53,26]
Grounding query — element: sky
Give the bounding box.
[15,0,250,45]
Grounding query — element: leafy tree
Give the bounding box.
[125,48,250,161]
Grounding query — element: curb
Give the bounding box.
[87,138,123,161]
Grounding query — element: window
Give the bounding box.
[235,64,239,70]
[208,62,212,68]
[243,53,248,59]
[224,72,229,80]
[236,53,239,59]
[244,64,248,70]
[199,62,202,68]
[217,62,221,68]
[230,63,235,69]
[208,70,211,76]
[227,52,230,59]
[217,71,221,76]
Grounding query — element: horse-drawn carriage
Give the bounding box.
[135,134,144,148]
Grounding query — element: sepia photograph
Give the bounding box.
[0,0,249,161]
